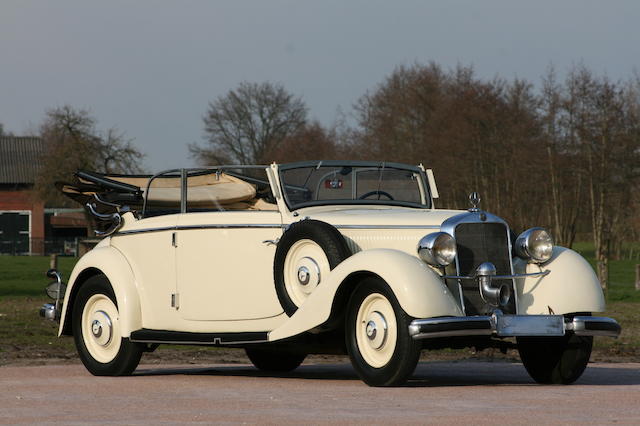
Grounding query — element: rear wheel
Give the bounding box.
[345,277,420,387]
[517,333,593,384]
[245,348,306,372]
[72,275,143,376]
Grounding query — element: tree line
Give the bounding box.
[5,61,638,290]
[191,63,640,291]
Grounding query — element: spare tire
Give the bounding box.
[274,219,351,316]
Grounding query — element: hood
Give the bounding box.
[296,206,464,228]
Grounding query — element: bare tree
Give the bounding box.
[539,67,583,247]
[350,62,546,229]
[97,127,145,174]
[348,60,640,294]
[34,105,145,207]
[270,121,342,162]
[192,81,307,164]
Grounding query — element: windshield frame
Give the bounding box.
[277,160,432,211]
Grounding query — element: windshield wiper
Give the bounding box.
[375,162,385,200]
[301,160,322,192]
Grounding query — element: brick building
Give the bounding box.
[0,136,46,254]
[1,136,91,255]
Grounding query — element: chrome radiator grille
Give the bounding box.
[449,222,516,315]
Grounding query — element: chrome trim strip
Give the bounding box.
[178,224,282,230]
[129,338,270,345]
[334,224,441,230]
[117,224,282,235]
[117,226,175,235]
[441,270,550,281]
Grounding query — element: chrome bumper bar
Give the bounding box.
[409,312,621,340]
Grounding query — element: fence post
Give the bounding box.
[636,264,640,291]
[49,253,58,271]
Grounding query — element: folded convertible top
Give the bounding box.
[56,169,258,213]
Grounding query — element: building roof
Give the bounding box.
[0,137,45,184]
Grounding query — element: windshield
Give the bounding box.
[279,162,430,210]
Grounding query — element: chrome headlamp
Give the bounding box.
[515,227,554,263]
[417,232,457,267]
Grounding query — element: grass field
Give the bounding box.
[0,248,638,366]
[573,242,640,303]
[0,256,78,297]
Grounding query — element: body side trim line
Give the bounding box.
[117,223,442,236]
[117,224,282,235]
[334,224,441,230]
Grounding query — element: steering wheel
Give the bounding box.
[358,190,394,201]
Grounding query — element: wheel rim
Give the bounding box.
[355,293,397,368]
[81,294,122,363]
[283,239,330,308]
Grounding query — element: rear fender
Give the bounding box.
[514,246,605,315]
[269,249,462,341]
[58,243,141,338]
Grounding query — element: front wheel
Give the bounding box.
[72,275,143,376]
[517,333,593,384]
[345,277,421,387]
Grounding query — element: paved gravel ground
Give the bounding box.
[1,361,639,424]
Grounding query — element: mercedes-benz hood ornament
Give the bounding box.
[469,192,481,212]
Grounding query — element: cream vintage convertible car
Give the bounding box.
[40,161,620,386]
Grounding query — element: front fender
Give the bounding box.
[514,246,605,315]
[58,243,142,338]
[269,249,462,341]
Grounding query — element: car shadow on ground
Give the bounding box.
[133,361,640,387]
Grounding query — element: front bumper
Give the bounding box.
[408,311,621,340]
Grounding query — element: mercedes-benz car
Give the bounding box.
[40,161,620,386]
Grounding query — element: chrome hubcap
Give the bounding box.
[283,240,330,308]
[355,293,397,368]
[91,320,102,338]
[363,311,387,349]
[366,320,377,340]
[89,310,113,347]
[82,294,122,364]
[297,266,310,285]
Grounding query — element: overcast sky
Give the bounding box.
[1,1,639,170]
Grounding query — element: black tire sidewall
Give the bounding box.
[245,347,307,372]
[345,277,421,387]
[517,332,593,384]
[72,274,142,376]
[274,220,351,316]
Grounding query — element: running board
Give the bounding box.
[129,329,269,345]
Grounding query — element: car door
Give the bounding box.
[175,210,284,321]
[109,213,179,330]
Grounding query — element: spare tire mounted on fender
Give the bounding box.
[274,219,351,316]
